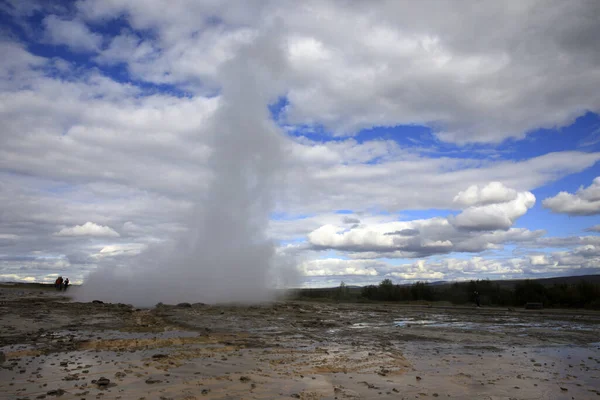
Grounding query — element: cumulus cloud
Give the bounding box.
[22,0,592,143]
[385,229,419,237]
[54,222,120,238]
[92,243,146,258]
[543,177,600,215]
[308,221,542,259]
[451,191,536,231]
[302,243,600,287]
[1,1,600,287]
[308,183,537,257]
[299,259,381,277]
[453,182,518,207]
[43,15,102,52]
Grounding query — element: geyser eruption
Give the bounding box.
[76,30,296,306]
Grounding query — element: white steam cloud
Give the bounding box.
[75,27,298,307]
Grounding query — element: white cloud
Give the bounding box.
[301,245,600,286]
[451,191,536,231]
[281,148,600,215]
[307,183,537,257]
[529,254,553,266]
[585,224,600,232]
[66,0,600,143]
[299,259,380,277]
[543,177,600,216]
[277,2,600,143]
[55,222,120,238]
[93,243,146,258]
[453,182,518,207]
[1,1,600,286]
[0,41,47,83]
[43,15,102,52]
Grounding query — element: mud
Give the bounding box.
[1,286,599,399]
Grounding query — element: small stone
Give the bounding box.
[152,354,168,359]
[96,377,110,387]
[46,389,66,396]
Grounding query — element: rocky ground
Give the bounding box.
[1,286,599,399]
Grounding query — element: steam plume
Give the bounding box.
[75,28,297,306]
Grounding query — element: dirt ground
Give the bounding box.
[1,286,599,399]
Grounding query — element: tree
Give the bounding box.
[378,279,395,301]
[335,281,350,300]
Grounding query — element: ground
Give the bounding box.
[1,286,599,399]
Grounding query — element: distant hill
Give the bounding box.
[294,274,600,291]
[488,274,600,289]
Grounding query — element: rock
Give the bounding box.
[152,354,168,359]
[46,389,66,396]
[114,372,126,378]
[240,376,251,382]
[96,377,110,387]
[145,378,162,384]
[176,302,192,308]
[0,351,5,364]
[91,300,104,304]
[560,387,568,391]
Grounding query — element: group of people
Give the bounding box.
[54,276,69,291]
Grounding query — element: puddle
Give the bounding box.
[350,322,388,329]
[392,314,600,333]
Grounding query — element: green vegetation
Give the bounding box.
[293,278,600,309]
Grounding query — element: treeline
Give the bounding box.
[294,278,600,309]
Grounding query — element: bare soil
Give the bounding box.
[1,286,599,399]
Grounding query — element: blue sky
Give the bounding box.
[1,0,600,289]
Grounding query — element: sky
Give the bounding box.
[1,0,600,289]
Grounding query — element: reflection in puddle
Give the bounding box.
[392,315,598,332]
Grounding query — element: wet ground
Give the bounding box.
[1,287,599,399]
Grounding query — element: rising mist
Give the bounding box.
[75,29,298,307]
